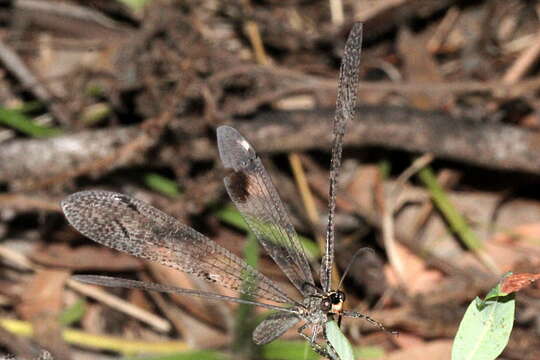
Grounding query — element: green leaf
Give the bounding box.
[144,173,181,198]
[59,299,87,326]
[0,107,62,137]
[452,289,515,360]
[326,320,354,360]
[483,273,512,300]
[261,340,319,360]
[261,339,383,360]
[354,345,385,359]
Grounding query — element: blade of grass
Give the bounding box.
[144,173,181,198]
[232,234,260,356]
[0,107,62,137]
[417,166,498,274]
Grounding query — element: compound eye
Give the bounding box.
[330,292,343,305]
[321,299,332,312]
[338,291,346,303]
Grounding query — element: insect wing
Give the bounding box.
[73,275,297,313]
[321,23,363,293]
[218,126,316,296]
[252,312,301,345]
[61,190,293,304]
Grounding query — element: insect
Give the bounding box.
[61,23,389,359]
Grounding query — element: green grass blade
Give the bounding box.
[0,107,62,137]
[143,173,181,198]
[451,282,515,360]
[232,234,260,355]
[418,166,482,251]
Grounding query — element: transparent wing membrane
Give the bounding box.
[73,275,296,313]
[253,312,300,345]
[62,190,294,304]
[321,23,363,293]
[218,126,316,296]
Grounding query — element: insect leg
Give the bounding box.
[342,310,398,335]
[297,323,336,359]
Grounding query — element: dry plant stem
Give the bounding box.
[67,279,171,333]
[0,39,70,124]
[244,21,270,66]
[0,245,171,333]
[289,153,323,245]
[289,153,339,283]
[427,6,460,53]
[20,85,180,190]
[16,0,119,30]
[0,194,61,212]
[26,132,153,190]
[220,105,540,174]
[208,63,540,96]
[503,29,540,84]
[329,0,344,26]
[381,154,434,285]
[0,318,186,355]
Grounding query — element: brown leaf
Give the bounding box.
[31,244,143,271]
[18,269,69,319]
[17,269,72,360]
[383,339,452,360]
[500,273,540,294]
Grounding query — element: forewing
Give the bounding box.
[253,312,300,345]
[321,23,363,292]
[218,126,316,296]
[61,190,293,304]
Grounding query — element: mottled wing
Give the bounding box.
[321,23,363,293]
[218,126,316,296]
[253,312,300,345]
[61,190,293,304]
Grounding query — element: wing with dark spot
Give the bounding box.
[217,126,316,296]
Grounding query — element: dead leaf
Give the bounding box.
[384,241,443,295]
[17,269,71,360]
[382,339,452,360]
[31,244,142,271]
[501,272,540,294]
